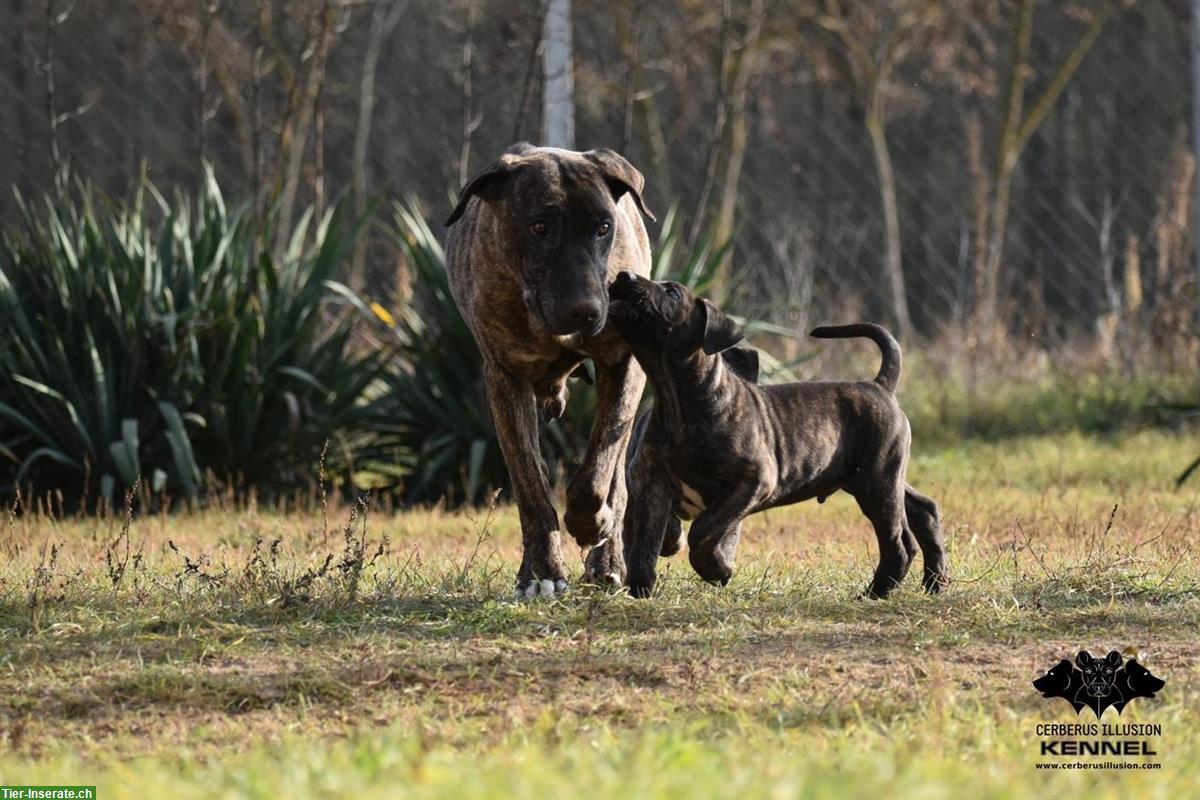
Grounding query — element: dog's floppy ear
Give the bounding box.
[700,299,744,355]
[585,148,655,222]
[721,346,759,383]
[445,144,533,227]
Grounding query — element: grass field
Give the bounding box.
[2,430,1199,798]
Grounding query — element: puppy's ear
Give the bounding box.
[721,346,760,383]
[1105,651,1122,667]
[1076,651,1093,667]
[700,299,744,355]
[585,148,656,221]
[445,146,529,226]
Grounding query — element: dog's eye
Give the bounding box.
[665,285,681,301]
[531,221,548,236]
[596,221,611,238]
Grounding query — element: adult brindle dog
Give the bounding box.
[444,143,655,598]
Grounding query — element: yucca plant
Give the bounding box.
[0,168,384,505]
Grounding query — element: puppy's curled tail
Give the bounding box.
[810,323,902,393]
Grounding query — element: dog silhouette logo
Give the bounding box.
[1033,650,1165,716]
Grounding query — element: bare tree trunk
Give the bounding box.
[197,1,219,174]
[512,0,548,143]
[351,0,409,289]
[275,0,335,254]
[618,5,639,153]
[711,0,763,303]
[976,0,1116,338]
[44,0,64,199]
[541,0,574,148]
[314,2,338,222]
[615,0,670,199]
[867,111,912,339]
[10,0,30,182]
[812,0,921,338]
[457,0,478,187]
[687,0,733,250]
[252,0,265,226]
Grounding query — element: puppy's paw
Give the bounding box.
[564,501,615,547]
[922,568,950,595]
[688,546,733,587]
[861,580,898,600]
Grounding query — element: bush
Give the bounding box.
[0,170,384,506]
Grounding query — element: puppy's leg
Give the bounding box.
[686,493,757,586]
[483,362,567,597]
[622,438,676,598]
[904,484,949,593]
[659,517,684,557]
[566,355,646,555]
[851,478,911,599]
[901,526,919,563]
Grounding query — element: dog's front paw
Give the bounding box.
[515,578,569,600]
[515,540,569,600]
[564,500,616,547]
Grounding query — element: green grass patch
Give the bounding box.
[1,431,1198,796]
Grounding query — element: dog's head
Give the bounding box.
[1121,659,1165,697]
[1033,659,1076,697]
[1077,650,1122,697]
[445,143,654,337]
[607,272,744,367]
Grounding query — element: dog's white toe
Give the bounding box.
[515,578,568,600]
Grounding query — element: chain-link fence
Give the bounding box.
[1,0,1196,365]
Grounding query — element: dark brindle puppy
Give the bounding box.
[444,143,655,598]
[609,272,949,599]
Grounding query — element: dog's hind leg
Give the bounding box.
[851,476,912,599]
[904,484,949,594]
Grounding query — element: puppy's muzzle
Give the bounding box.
[609,270,643,301]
